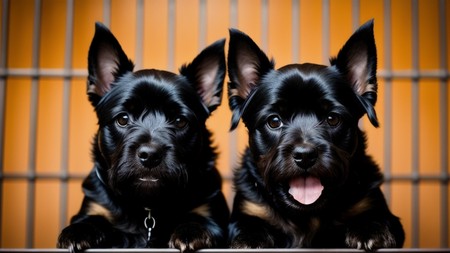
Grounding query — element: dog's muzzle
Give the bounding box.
[292,144,318,170]
[137,144,166,168]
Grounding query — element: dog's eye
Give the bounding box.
[326,113,341,127]
[267,115,283,129]
[116,113,130,127]
[174,116,188,129]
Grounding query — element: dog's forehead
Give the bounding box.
[250,63,359,116]
[96,70,206,119]
[265,64,335,101]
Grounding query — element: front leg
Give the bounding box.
[229,216,280,248]
[169,213,226,252]
[169,194,229,253]
[169,221,216,253]
[344,190,405,251]
[57,215,117,253]
[345,217,403,251]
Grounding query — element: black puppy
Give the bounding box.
[57,23,229,253]
[226,20,404,250]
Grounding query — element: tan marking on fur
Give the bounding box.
[229,88,239,97]
[344,196,373,219]
[309,217,321,232]
[366,83,377,93]
[241,200,313,247]
[191,204,211,218]
[87,202,114,223]
[241,200,272,221]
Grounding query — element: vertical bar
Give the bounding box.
[59,0,74,232]
[0,0,10,247]
[135,0,144,70]
[291,0,299,63]
[353,0,365,131]
[229,0,237,28]
[26,0,42,247]
[261,0,268,51]
[351,0,360,30]
[322,0,330,65]
[382,0,392,205]
[438,0,448,247]
[229,0,238,173]
[102,0,111,27]
[198,0,206,51]
[167,0,175,71]
[410,0,420,247]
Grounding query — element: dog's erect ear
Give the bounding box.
[87,22,134,106]
[227,29,274,130]
[180,39,226,114]
[331,19,379,127]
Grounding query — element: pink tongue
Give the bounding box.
[288,176,324,205]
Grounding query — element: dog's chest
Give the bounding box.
[277,215,321,247]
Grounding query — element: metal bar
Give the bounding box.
[199,0,206,51]
[353,0,366,147]
[229,0,237,28]
[0,68,87,78]
[135,0,144,70]
[438,0,448,247]
[58,0,74,232]
[1,249,450,253]
[0,0,10,247]
[1,68,448,80]
[377,69,450,79]
[0,172,86,180]
[321,0,330,65]
[261,0,268,51]
[26,0,42,247]
[410,0,420,247]
[228,0,238,179]
[351,0,359,30]
[102,0,111,27]
[382,0,392,205]
[385,174,450,182]
[167,0,175,72]
[291,0,299,63]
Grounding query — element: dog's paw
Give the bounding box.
[230,231,276,249]
[57,223,108,253]
[169,223,215,253]
[345,223,398,251]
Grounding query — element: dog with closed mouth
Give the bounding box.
[226,20,404,250]
[57,22,229,253]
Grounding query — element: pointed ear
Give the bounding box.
[331,19,379,127]
[179,39,226,114]
[87,22,134,106]
[227,28,274,130]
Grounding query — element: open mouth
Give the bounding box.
[288,175,324,205]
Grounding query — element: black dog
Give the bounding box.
[226,20,404,250]
[57,22,229,253]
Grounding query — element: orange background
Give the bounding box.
[1,0,450,249]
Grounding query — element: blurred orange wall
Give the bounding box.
[1,0,449,249]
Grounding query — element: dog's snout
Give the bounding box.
[293,144,318,170]
[137,145,164,168]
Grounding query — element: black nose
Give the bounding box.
[293,144,318,170]
[137,145,164,168]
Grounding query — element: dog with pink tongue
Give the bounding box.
[226,20,404,251]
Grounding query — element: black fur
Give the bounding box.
[57,22,229,253]
[226,20,404,250]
